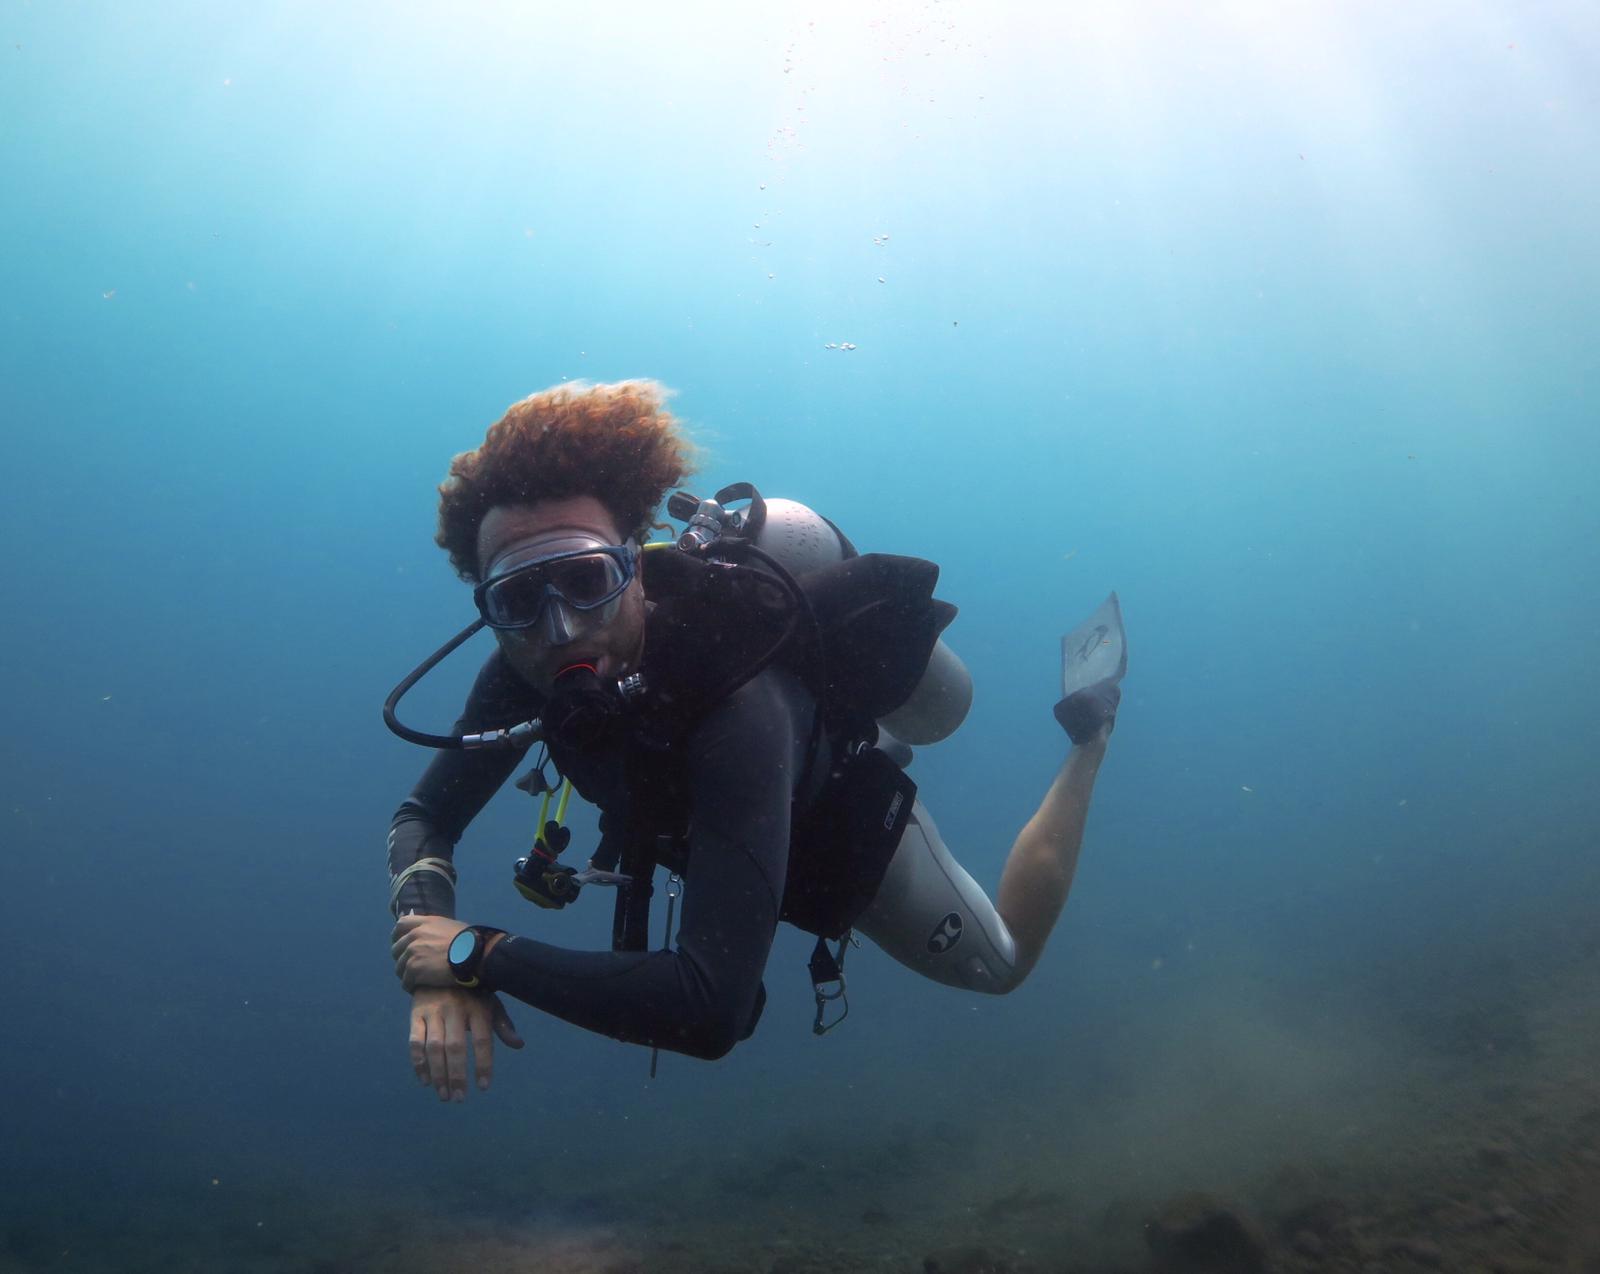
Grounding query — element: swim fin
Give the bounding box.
[1053,591,1126,744]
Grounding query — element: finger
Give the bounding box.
[492,996,526,1049]
[469,1000,495,1091]
[409,1005,430,1086]
[391,929,419,960]
[425,1003,449,1100]
[441,999,470,1102]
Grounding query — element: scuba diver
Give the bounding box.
[386,381,1126,1101]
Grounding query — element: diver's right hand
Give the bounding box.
[408,986,524,1102]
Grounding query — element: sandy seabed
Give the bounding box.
[6,935,1597,1274]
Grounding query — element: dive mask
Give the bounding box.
[473,538,638,643]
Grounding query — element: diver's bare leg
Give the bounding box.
[854,729,1110,995]
[994,731,1109,983]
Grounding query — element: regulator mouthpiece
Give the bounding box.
[544,663,625,753]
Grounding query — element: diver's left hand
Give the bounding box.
[391,914,470,992]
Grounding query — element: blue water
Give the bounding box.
[3,4,1598,1270]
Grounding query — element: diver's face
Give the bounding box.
[476,496,646,695]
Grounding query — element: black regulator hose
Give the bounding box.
[723,542,831,796]
[688,544,809,708]
[383,619,487,750]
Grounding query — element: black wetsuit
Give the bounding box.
[388,649,822,1061]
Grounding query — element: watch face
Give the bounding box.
[448,928,478,966]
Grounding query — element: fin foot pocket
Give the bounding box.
[1053,682,1120,744]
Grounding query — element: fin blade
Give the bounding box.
[1060,591,1127,699]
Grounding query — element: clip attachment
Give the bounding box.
[808,933,856,1035]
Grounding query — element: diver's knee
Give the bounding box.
[980,967,1028,996]
[948,945,1027,996]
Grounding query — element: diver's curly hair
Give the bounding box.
[436,380,695,582]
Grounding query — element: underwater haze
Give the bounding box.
[3,2,1599,1271]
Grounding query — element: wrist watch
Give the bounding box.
[447,925,507,989]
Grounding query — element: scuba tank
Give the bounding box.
[879,636,972,746]
[669,484,972,746]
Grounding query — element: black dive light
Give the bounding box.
[513,821,580,909]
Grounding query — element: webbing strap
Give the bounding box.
[389,856,457,916]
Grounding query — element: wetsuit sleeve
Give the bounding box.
[479,668,811,1061]
[386,650,533,918]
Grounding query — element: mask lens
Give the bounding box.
[482,570,549,627]
[546,552,624,607]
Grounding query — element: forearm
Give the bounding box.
[387,804,460,918]
[480,928,766,1061]
[386,648,534,917]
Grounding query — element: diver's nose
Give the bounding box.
[540,594,579,646]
